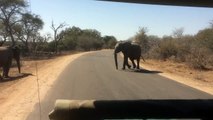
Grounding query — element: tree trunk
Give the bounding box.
[55,40,58,54]
[4,20,15,46]
[7,25,16,46]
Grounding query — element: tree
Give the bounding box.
[134,27,149,54]
[33,34,51,52]
[77,34,93,51]
[61,26,82,50]
[172,27,184,39]
[51,21,66,53]
[15,13,43,52]
[196,28,213,51]
[0,21,8,46]
[0,0,27,46]
[77,29,103,51]
[102,35,117,49]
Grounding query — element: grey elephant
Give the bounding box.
[0,46,21,79]
[114,42,143,70]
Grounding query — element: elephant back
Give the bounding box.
[129,44,141,59]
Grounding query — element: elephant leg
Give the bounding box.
[136,58,140,69]
[3,61,11,78]
[122,56,128,70]
[126,58,131,69]
[3,66,9,78]
[131,59,136,69]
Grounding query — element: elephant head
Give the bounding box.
[114,42,131,69]
[12,46,21,73]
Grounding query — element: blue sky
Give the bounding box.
[30,0,213,40]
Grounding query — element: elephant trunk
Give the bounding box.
[114,52,118,70]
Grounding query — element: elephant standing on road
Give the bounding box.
[0,46,21,79]
[114,42,142,70]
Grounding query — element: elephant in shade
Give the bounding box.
[114,42,144,70]
[0,46,21,79]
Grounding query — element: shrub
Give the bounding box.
[175,35,194,62]
[157,37,178,60]
[196,28,213,51]
[186,46,213,70]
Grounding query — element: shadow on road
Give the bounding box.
[0,73,34,82]
[123,68,162,74]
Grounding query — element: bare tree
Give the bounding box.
[51,21,66,53]
[172,27,184,39]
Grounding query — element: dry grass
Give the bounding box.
[141,59,213,95]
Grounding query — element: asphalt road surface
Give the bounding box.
[27,50,213,120]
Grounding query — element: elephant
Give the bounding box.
[0,46,21,79]
[114,42,142,70]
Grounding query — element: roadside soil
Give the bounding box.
[141,59,213,95]
[0,51,90,120]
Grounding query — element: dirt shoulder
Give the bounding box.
[0,52,91,120]
[141,59,213,95]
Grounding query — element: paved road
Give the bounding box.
[27,50,213,120]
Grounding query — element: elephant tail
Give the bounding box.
[140,55,145,62]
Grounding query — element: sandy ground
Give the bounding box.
[0,52,90,120]
[0,50,212,120]
[141,59,213,95]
